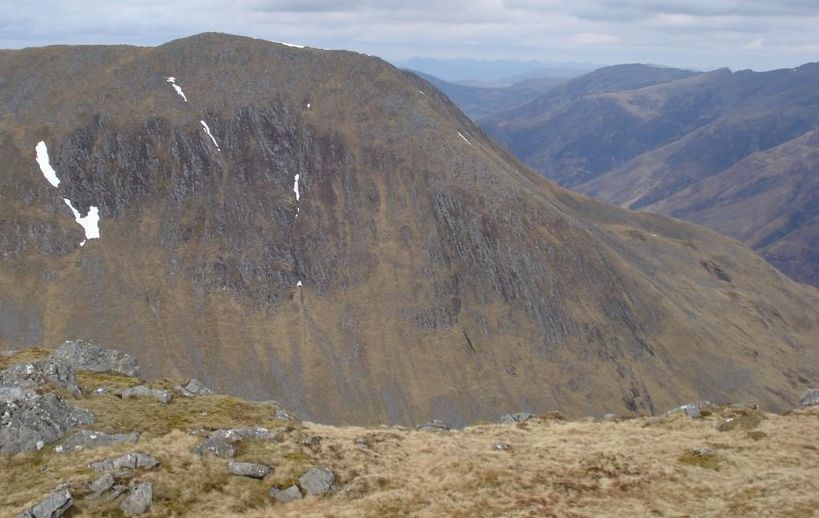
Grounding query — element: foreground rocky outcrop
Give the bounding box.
[1,345,818,517]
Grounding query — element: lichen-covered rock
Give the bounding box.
[270,485,303,503]
[55,429,139,453]
[298,467,336,496]
[416,420,451,432]
[90,452,159,471]
[121,385,172,404]
[52,340,139,376]
[0,358,80,395]
[15,486,73,518]
[182,378,214,396]
[1,392,95,454]
[228,461,273,479]
[499,412,534,424]
[120,482,152,515]
[799,388,819,407]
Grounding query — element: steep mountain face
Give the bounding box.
[482,63,819,286]
[1,34,818,426]
[407,71,563,120]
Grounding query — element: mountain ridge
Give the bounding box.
[1,33,818,427]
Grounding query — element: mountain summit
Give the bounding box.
[1,33,818,425]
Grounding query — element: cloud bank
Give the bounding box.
[2,0,818,70]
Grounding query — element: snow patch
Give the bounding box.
[293,174,300,201]
[277,42,305,48]
[200,120,220,150]
[296,280,303,288]
[457,132,472,145]
[63,198,100,246]
[165,76,188,102]
[306,102,311,110]
[35,141,61,187]
[418,90,426,96]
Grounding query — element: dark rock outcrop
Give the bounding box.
[798,389,819,408]
[0,358,80,396]
[52,340,140,377]
[1,391,95,454]
[499,412,535,424]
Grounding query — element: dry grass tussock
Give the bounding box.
[3,390,818,517]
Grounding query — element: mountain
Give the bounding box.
[482,63,819,286]
[406,71,563,120]
[1,34,818,427]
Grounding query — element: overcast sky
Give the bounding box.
[2,0,818,71]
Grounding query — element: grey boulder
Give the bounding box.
[120,482,153,515]
[416,419,451,432]
[55,430,139,453]
[228,460,273,479]
[499,412,535,425]
[270,485,303,503]
[89,473,115,495]
[121,385,172,404]
[52,340,139,377]
[90,452,159,471]
[193,427,275,458]
[15,486,73,518]
[1,392,95,454]
[298,467,336,496]
[799,388,819,408]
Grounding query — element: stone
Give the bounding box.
[89,473,115,495]
[193,427,276,458]
[275,408,296,421]
[193,436,237,458]
[15,486,73,518]
[90,452,159,471]
[799,388,819,408]
[499,412,535,425]
[228,461,273,479]
[55,430,139,453]
[52,340,139,377]
[183,378,214,396]
[270,485,302,503]
[1,392,95,454]
[121,385,172,404]
[691,447,716,458]
[353,436,369,447]
[416,419,450,432]
[602,413,618,421]
[0,358,80,396]
[666,401,715,419]
[302,435,321,448]
[492,441,512,451]
[120,482,152,515]
[298,467,336,496]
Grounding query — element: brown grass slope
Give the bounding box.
[0,33,818,426]
[3,349,818,517]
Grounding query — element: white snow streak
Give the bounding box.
[457,132,472,145]
[35,141,61,187]
[165,76,188,102]
[296,280,303,287]
[63,198,100,246]
[293,174,300,201]
[277,42,305,48]
[200,120,220,150]
[306,103,311,110]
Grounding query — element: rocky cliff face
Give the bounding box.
[1,34,818,426]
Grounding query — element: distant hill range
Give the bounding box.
[406,71,564,120]
[482,63,819,286]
